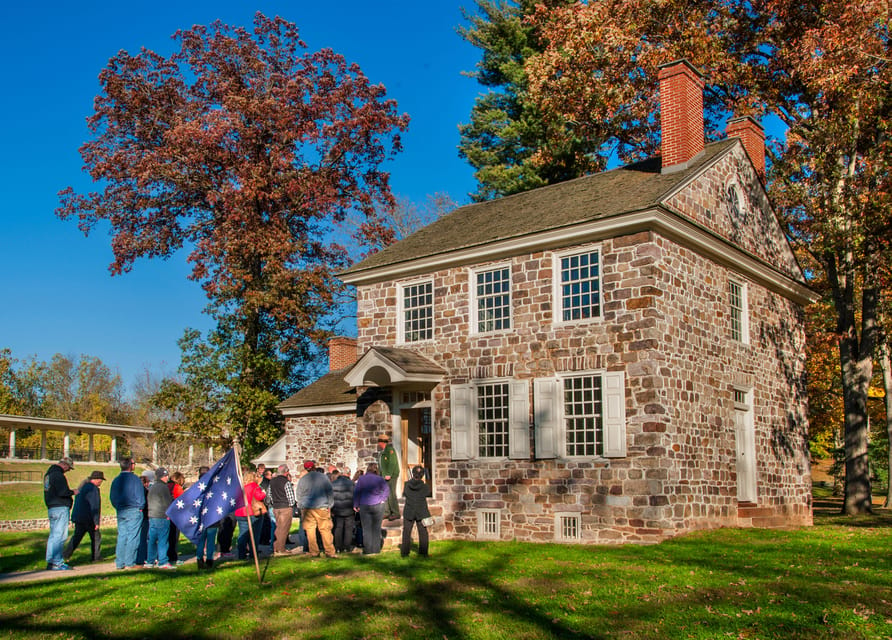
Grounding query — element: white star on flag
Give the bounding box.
[165,448,245,545]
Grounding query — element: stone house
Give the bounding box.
[276,60,816,544]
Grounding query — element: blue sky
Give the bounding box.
[0,1,481,393]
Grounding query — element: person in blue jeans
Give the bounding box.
[109,458,146,570]
[44,456,77,570]
[145,467,174,568]
[194,465,218,570]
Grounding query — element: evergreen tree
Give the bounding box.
[458,0,588,202]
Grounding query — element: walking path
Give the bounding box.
[0,554,201,585]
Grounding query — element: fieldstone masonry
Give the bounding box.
[345,159,811,545]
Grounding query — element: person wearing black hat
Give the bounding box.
[44,456,77,570]
[63,470,106,563]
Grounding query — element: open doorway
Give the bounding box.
[400,407,432,489]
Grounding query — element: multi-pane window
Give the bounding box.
[563,375,603,457]
[477,383,509,457]
[402,281,433,342]
[560,250,600,322]
[475,266,511,332]
[729,280,747,343]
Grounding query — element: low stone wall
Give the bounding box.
[0,515,117,532]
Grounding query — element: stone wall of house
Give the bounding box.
[354,216,811,544]
[665,145,801,280]
[654,235,812,531]
[282,414,359,475]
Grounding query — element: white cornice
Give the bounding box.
[340,208,816,305]
[344,349,444,388]
[279,404,356,417]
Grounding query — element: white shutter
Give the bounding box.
[450,384,473,460]
[534,378,560,459]
[508,379,530,459]
[602,371,627,458]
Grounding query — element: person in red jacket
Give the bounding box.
[235,469,266,560]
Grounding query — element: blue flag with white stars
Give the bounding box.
[166,448,244,545]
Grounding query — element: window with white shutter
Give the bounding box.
[533,372,626,459]
[449,379,530,460]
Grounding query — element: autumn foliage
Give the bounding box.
[56,13,409,450]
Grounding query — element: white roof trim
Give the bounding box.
[0,413,154,436]
[340,208,816,306]
[344,349,444,388]
[280,403,356,417]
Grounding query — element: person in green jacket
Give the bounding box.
[376,434,401,520]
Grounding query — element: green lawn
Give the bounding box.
[3,466,891,639]
[0,510,890,639]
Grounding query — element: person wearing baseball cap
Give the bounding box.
[63,471,106,564]
[44,457,78,570]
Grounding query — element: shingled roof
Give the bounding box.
[277,367,356,411]
[341,140,736,279]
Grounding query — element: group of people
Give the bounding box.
[42,432,433,571]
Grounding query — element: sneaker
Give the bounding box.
[157,563,176,570]
[273,551,289,557]
[52,563,74,571]
[46,563,53,571]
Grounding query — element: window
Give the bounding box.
[473,266,511,333]
[477,382,509,457]
[563,375,602,457]
[450,379,530,460]
[401,280,433,343]
[477,509,501,539]
[557,249,601,322]
[555,513,581,542]
[534,371,626,459]
[729,279,749,343]
[727,184,742,220]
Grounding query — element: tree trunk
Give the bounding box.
[827,245,877,515]
[879,334,892,508]
[838,286,878,515]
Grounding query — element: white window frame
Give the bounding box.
[470,263,512,334]
[477,509,501,540]
[398,278,435,344]
[533,371,626,459]
[553,245,603,325]
[729,278,749,344]
[554,512,581,542]
[450,378,530,461]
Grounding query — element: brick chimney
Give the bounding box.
[726,115,765,179]
[328,336,358,372]
[658,59,705,173]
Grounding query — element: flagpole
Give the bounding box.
[232,438,263,583]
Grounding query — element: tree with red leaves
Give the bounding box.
[57,13,408,452]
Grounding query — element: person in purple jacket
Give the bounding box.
[352,462,389,554]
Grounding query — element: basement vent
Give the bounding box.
[477,509,501,540]
[555,513,581,542]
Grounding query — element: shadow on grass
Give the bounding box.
[1,516,891,639]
